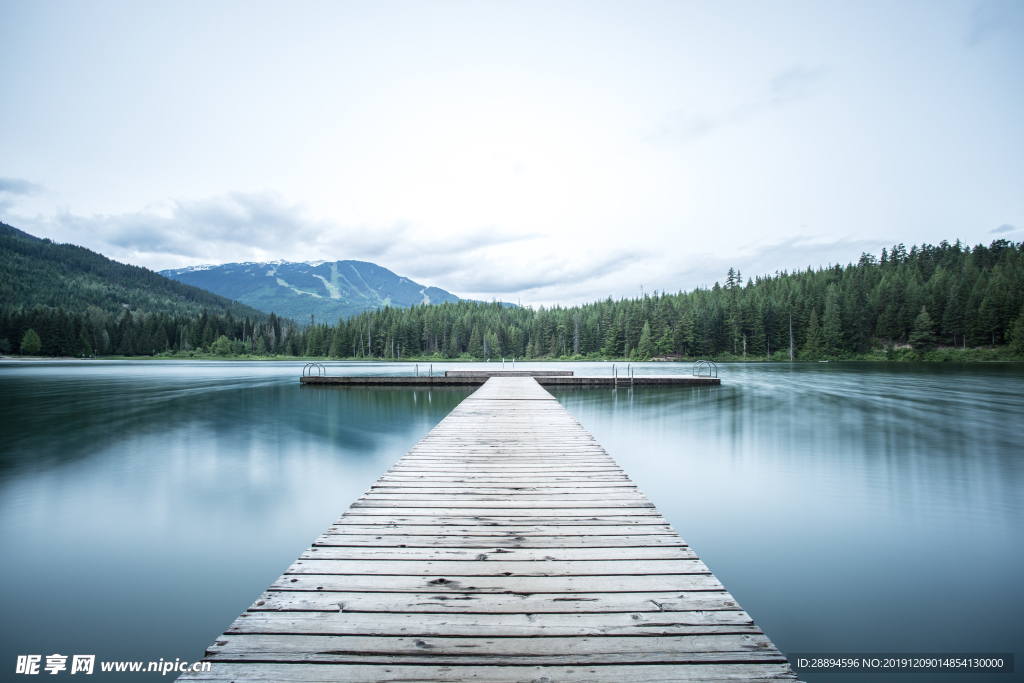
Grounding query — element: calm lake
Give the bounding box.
[1,360,1021,682]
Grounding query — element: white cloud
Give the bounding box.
[3,191,885,307]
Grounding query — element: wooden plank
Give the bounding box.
[371,480,634,486]
[365,490,646,497]
[307,534,689,548]
[325,515,673,526]
[182,377,794,682]
[299,546,697,561]
[184,663,789,682]
[359,492,649,501]
[375,477,635,484]
[340,510,664,519]
[206,634,784,664]
[346,502,658,512]
[248,590,743,613]
[225,611,755,637]
[284,558,711,576]
[267,574,725,593]
[319,524,675,534]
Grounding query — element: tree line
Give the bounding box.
[1,305,294,357]
[297,238,1024,361]
[5,238,1024,360]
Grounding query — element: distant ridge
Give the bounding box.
[161,259,462,322]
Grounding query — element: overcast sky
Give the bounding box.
[1,1,1022,305]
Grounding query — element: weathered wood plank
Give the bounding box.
[268,573,725,593]
[248,590,743,613]
[319,525,676,535]
[325,516,674,527]
[225,611,755,637]
[308,534,688,548]
[299,546,696,561]
[284,558,711,576]
[346,509,657,518]
[359,493,649,502]
[372,485,641,492]
[346,502,658,512]
[183,662,793,682]
[206,634,784,664]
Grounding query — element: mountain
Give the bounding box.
[0,221,270,320]
[161,260,462,322]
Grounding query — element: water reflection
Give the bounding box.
[0,361,469,681]
[552,362,1024,683]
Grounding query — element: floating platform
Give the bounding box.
[300,369,720,387]
[184,377,790,682]
[445,370,574,377]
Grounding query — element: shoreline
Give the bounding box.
[3,353,1023,364]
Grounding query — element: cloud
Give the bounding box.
[646,65,828,146]
[990,223,1018,234]
[0,190,891,308]
[0,177,44,196]
[627,234,885,295]
[6,191,570,298]
[438,248,648,296]
[966,0,1024,46]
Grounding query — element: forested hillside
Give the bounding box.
[4,233,1023,360]
[300,238,1024,360]
[0,222,277,356]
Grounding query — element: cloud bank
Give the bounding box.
[2,190,894,307]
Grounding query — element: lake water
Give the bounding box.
[1,360,1021,682]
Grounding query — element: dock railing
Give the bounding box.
[611,363,634,386]
[692,360,718,378]
[302,362,326,377]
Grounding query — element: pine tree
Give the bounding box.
[942,279,966,346]
[674,311,695,356]
[573,312,580,356]
[603,310,625,356]
[804,309,822,357]
[822,284,843,354]
[637,321,655,360]
[202,320,216,351]
[467,326,483,357]
[486,331,501,357]
[908,306,936,351]
[1007,306,1024,356]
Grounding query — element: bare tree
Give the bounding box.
[573,313,580,355]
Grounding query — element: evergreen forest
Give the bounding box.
[293,239,1024,362]
[4,226,1024,361]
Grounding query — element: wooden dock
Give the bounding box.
[300,370,720,387]
[183,377,792,682]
